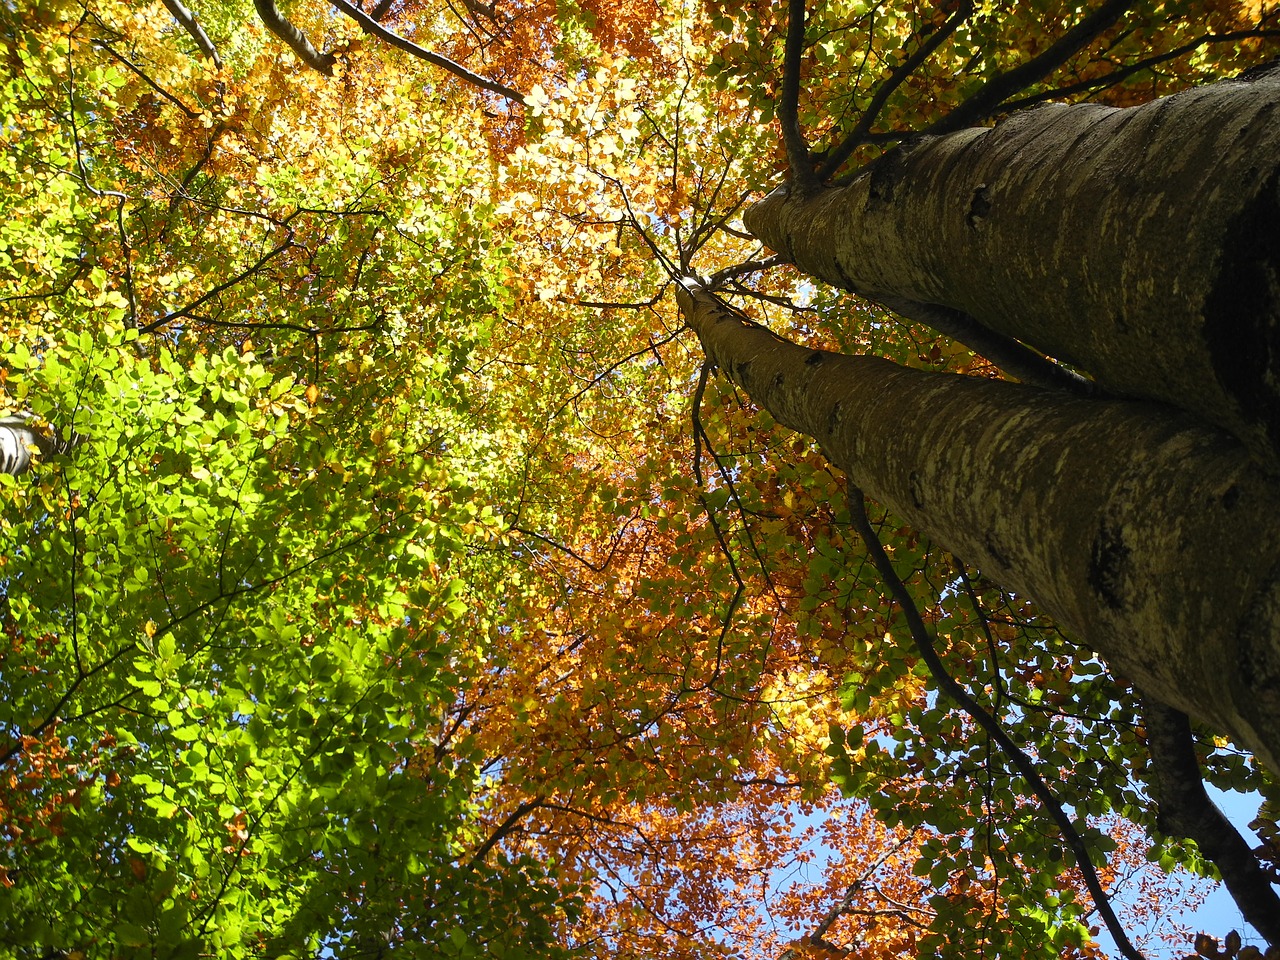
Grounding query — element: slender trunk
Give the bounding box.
[677,282,1280,775]
[744,65,1280,464]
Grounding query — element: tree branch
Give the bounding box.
[141,237,295,334]
[802,833,925,949]
[1142,697,1280,946]
[329,0,527,104]
[160,0,223,68]
[92,39,202,119]
[253,0,336,76]
[707,255,786,286]
[779,0,818,192]
[1001,29,1280,112]
[926,0,1133,135]
[876,295,1100,396]
[464,798,544,870]
[846,488,1145,960]
[817,1,973,181]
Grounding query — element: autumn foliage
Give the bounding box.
[1,0,1278,958]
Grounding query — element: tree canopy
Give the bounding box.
[1,1,1278,958]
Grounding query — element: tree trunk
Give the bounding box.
[744,64,1280,465]
[677,282,1280,775]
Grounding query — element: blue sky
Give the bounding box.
[1098,785,1270,958]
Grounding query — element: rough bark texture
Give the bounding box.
[677,282,1280,775]
[744,66,1280,464]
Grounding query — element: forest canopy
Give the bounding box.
[2,0,1279,958]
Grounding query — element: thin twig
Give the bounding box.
[818,1,973,181]
[846,488,1145,960]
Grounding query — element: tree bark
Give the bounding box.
[676,281,1280,775]
[744,64,1280,465]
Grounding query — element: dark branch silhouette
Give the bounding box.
[926,0,1134,134]
[875,295,1099,396]
[1142,697,1280,946]
[1001,29,1280,111]
[779,0,818,192]
[818,1,974,181]
[847,489,1146,960]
